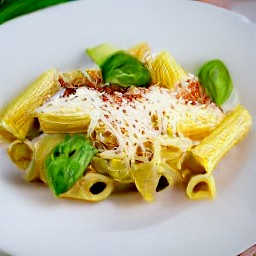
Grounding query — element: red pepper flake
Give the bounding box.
[102,95,109,102]
[58,77,67,88]
[63,88,77,97]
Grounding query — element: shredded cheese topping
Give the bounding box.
[36,74,224,162]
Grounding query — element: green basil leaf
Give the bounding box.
[45,134,98,196]
[198,60,233,106]
[101,51,151,87]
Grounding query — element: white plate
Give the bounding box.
[0,1,255,255]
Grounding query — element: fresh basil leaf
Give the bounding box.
[101,51,151,87]
[198,60,233,106]
[45,134,98,196]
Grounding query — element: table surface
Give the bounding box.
[198,0,256,24]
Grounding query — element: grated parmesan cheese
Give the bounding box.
[36,74,224,161]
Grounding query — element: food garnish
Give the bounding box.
[198,59,233,106]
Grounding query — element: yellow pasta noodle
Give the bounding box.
[151,51,186,88]
[91,157,133,183]
[186,173,216,200]
[187,105,252,175]
[131,161,160,202]
[60,170,115,202]
[0,69,59,140]
[7,139,49,182]
[32,134,66,183]
[7,134,66,182]
[128,42,153,70]
[36,113,91,134]
[131,162,180,202]
[0,128,17,143]
[7,139,34,171]
[177,109,224,141]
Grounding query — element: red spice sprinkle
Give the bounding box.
[58,77,67,88]
[59,71,145,104]
[102,95,109,102]
[63,88,77,97]
[90,84,144,105]
[176,79,210,105]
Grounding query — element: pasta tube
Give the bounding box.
[153,162,181,194]
[128,42,153,69]
[151,51,186,88]
[7,139,34,171]
[158,136,192,170]
[7,134,66,182]
[186,173,216,200]
[182,105,252,175]
[131,136,192,201]
[0,128,17,143]
[91,156,133,183]
[177,109,224,141]
[131,161,160,202]
[60,170,115,202]
[0,69,59,139]
[36,113,91,134]
[131,160,182,201]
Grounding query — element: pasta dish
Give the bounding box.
[0,42,252,202]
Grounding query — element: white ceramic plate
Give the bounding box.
[0,1,255,255]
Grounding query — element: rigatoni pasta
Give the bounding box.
[186,173,216,200]
[7,139,34,171]
[188,105,252,174]
[60,170,115,202]
[0,42,252,203]
[36,112,91,134]
[0,69,59,140]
